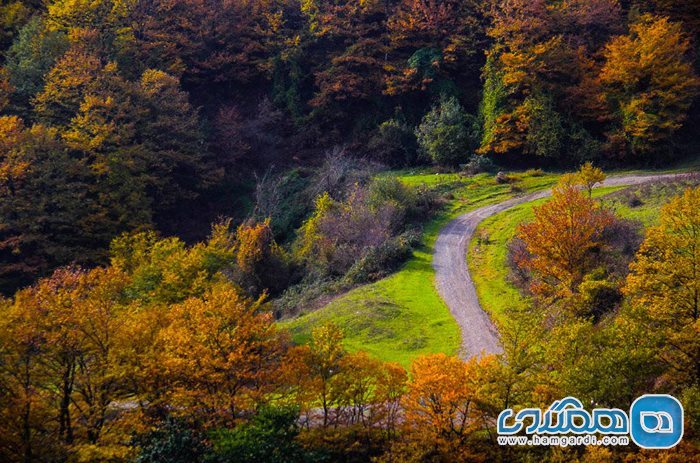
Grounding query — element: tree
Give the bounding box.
[478,0,624,158]
[233,219,289,297]
[515,181,616,301]
[578,161,606,197]
[0,0,33,53]
[156,282,287,426]
[108,221,236,304]
[208,406,309,463]
[306,323,346,428]
[63,67,209,220]
[127,0,296,89]
[600,15,699,156]
[0,266,138,461]
[415,97,476,167]
[368,118,418,167]
[4,16,69,115]
[389,353,499,461]
[0,116,110,294]
[33,29,114,126]
[624,186,700,386]
[385,0,486,96]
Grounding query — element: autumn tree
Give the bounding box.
[515,180,616,302]
[303,0,388,124]
[479,0,624,159]
[109,221,236,304]
[385,0,486,97]
[157,282,288,427]
[578,161,606,197]
[127,0,296,89]
[63,67,209,220]
[386,353,499,461]
[0,266,138,462]
[233,219,289,297]
[4,16,69,115]
[600,15,699,157]
[624,186,700,386]
[0,116,111,293]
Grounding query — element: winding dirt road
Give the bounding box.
[432,173,693,359]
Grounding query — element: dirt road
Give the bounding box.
[432,173,692,359]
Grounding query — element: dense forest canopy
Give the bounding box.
[0,1,699,462]
[0,0,698,293]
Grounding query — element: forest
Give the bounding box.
[0,0,698,462]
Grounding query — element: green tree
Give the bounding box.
[4,16,69,115]
[208,407,310,463]
[415,97,476,167]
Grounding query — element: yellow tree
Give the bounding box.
[624,186,700,386]
[600,14,699,155]
[0,266,137,461]
[156,282,287,427]
[515,181,615,301]
[578,162,606,198]
[391,353,499,461]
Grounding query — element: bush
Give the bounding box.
[367,119,418,166]
[462,155,496,175]
[578,271,622,320]
[134,418,208,463]
[368,176,417,214]
[343,230,420,285]
[416,97,478,167]
[207,406,320,463]
[295,188,401,277]
[495,171,513,184]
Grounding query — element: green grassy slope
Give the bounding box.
[282,169,560,366]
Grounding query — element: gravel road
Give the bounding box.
[432,173,693,359]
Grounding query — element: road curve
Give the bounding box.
[432,173,694,359]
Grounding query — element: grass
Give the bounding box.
[468,176,700,327]
[281,168,560,366]
[282,162,699,367]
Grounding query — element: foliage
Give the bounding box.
[415,97,477,167]
[600,14,699,157]
[207,407,315,463]
[134,418,208,463]
[515,181,616,302]
[0,116,108,293]
[367,119,418,167]
[624,186,700,387]
[4,16,69,114]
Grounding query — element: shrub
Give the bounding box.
[367,119,418,167]
[462,154,496,175]
[343,230,420,285]
[295,188,401,277]
[416,97,477,167]
[495,171,513,184]
[578,271,623,320]
[207,406,315,463]
[134,418,208,463]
